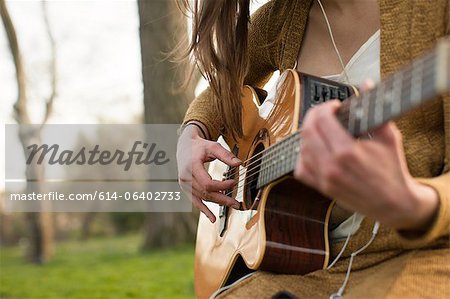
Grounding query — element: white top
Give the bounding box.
[259,29,381,242]
[323,29,380,85]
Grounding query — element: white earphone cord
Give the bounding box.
[316,0,351,83]
[212,2,376,297]
[329,221,380,299]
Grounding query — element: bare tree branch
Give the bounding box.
[0,0,30,124]
[1,0,56,263]
[41,0,57,124]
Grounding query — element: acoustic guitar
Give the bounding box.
[194,39,450,299]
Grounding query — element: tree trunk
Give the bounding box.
[1,0,56,263]
[80,212,96,240]
[138,0,199,249]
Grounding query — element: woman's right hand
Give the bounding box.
[177,122,242,223]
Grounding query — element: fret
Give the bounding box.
[257,40,448,189]
[271,144,277,181]
[394,69,411,120]
[277,142,282,177]
[256,131,303,189]
[347,97,357,136]
[263,152,268,186]
[353,99,363,136]
[410,59,423,106]
[260,153,270,184]
[434,42,447,94]
[264,151,269,187]
[279,141,285,176]
[255,156,260,188]
[386,71,402,121]
[399,67,412,115]
[374,81,384,127]
[289,138,297,171]
[273,143,279,180]
[337,100,350,133]
[422,58,436,88]
[421,57,437,102]
[281,141,287,176]
[274,143,280,181]
[367,86,377,129]
[287,139,293,173]
[360,93,370,133]
[267,147,272,185]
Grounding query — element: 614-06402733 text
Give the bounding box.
[9,191,182,201]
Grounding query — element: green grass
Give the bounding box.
[0,235,195,299]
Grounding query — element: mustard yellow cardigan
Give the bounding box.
[184,1,450,297]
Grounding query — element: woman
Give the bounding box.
[177,0,450,298]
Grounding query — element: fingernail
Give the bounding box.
[232,157,242,164]
[232,203,240,209]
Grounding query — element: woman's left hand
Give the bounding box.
[293,95,439,231]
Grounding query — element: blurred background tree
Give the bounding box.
[0,0,268,297]
[0,0,56,264]
[137,0,199,249]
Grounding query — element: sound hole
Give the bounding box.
[243,142,264,209]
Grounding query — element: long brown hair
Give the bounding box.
[179,0,251,139]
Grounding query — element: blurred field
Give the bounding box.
[0,234,195,299]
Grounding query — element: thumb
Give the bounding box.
[372,122,402,147]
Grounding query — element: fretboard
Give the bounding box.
[255,39,449,189]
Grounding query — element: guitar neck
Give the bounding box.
[256,39,449,189]
[338,40,450,136]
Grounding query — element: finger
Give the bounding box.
[370,122,409,173]
[207,142,242,166]
[181,181,216,222]
[192,163,237,192]
[301,105,334,155]
[298,107,331,182]
[294,157,317,188]
[192,180,240,208]
[359,79,376,92]
[299,137,324,180]
[314,101,355,153]
[370,121,400,144]
[192,195,216,223]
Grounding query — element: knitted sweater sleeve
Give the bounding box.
[182,2,278,140]
[398,95,450,247]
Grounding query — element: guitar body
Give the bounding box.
[194,41,450,298]
[194,70,335,299]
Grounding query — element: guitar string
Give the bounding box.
[226,50,435,175]
[226,133,301,186]
[224,51,435,181]
[227,131,302,177]
[221,58,437,198]
[225,137,302,197]
[224,138,301,196]
[223,67,436,198]
[209,50,437,201]
[225,55,435,186]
